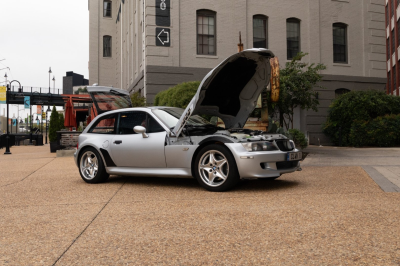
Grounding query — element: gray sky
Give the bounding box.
[0,0,89,90]
[0,0,89,120]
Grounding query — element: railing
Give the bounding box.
[9,86,64,95]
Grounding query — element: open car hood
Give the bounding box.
[87,86,132,115]
[172,48,274,137]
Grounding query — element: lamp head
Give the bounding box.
[49,67,52,74]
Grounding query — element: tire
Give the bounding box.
[194,144,240,192]
[78,147,109,183]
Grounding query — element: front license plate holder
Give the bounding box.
[286,151,302,161]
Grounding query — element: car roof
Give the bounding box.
[94,106,180,117]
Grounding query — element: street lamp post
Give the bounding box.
[45,106,51,144]
[4,80,22,155]
[52,76,55,94]
[48,67,52,93]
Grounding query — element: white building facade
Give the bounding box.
[89,0,387,144]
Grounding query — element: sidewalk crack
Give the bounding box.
[52,181,126,265]
[1,158,56,188]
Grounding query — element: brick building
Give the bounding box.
[89,0,387,144]
[385,0,400,95]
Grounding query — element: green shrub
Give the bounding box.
[288,129,308,150]
[323,90,400,146]
[154,81,200,108]
[349,114,400,147]
[49,106,59,142]
[58,113,65,130]
[130,91,146,107]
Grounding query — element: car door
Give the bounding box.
[109,111,167,168]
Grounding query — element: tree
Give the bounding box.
[267,52,326,130]
[49,106,59,142]
[154,81,200,108]
[74,87,88,95]
[130,91,146,107]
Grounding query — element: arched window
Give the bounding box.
[103,35,112,57]
[197,9,216,55]
[335,88,350,98]
[103,0,112,17]
[333,23,348,63]
[286,18,300,60]
[253,15,268,49]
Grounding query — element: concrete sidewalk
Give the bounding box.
[302,146,400,192]
[1,145,400,265]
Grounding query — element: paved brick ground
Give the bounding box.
[1,145,400,265]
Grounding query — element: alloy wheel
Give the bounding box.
[80,151,99,180]
[198,150,229,187]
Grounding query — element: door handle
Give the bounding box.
[114,140,122,144]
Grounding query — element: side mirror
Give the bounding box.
[134,126,149,138]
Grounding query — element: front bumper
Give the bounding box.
[74,148,79,167]
[225,143,301,179]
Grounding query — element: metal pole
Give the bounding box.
[29,91,33,145]
[45,109,48,144]
[4,84,11,154]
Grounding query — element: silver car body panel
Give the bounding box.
[165,145,198,169]
[106,167,192,178]
[110,132,167,168]
[172,48,274,137]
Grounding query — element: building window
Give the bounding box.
[392,30,395,55]
[387,37,390,60]
[103,35,112,57]
[286,18,300,60]
[397,20,400,48]
[392,0,395,17]
[197,10,216,55]
[386,4,389,26]
[103,0,112,17]
[393,66,397,93]
[335,88,350,99]
[333,23,348,63]
[253,15,268,48]
[388,71,391,93]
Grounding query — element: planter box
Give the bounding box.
[50,141,58,153]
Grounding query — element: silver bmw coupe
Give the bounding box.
[74,49,302,191]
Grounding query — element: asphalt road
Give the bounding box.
[1,145,400,265]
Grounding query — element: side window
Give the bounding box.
[117,111,147,135]
[147,115,165,133]
[88,114,116,134]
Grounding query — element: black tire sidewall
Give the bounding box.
[194,144,240,192]
[78,147,109,183]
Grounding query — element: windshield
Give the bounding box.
[152,108,211,128]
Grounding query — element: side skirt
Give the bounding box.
[106,167,193,178]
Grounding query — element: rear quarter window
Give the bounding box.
[88,114,117,134]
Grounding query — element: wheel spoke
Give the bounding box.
[209,153,216,165]
[215,170,227,180]
[208,172,217,183]
[215,158,227,168]
[92,157,98,167]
